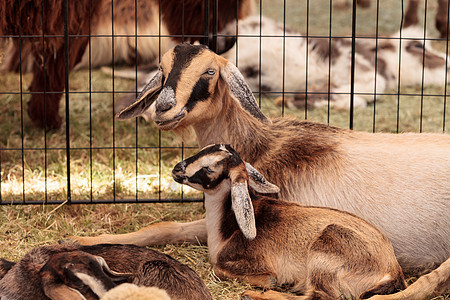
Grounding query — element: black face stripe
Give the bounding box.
[178,144,246,189]
[188,167,227,190]
[183,144,223,165]
[185,77,211,111]
[165,43,208,93]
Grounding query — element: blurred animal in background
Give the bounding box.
[219,15,450,110]
[334,0,371,9]
[0,0,254,130]
[334,0,450,38]
[0,243,212,300]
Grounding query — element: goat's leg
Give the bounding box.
[28,36,89,130]
[213,266,277,289]
[436,0,450,38]
[27,55,64,130]
[241,290,308,300]
[275,92,331,110]
[366,257,450,300]
[404,0,419,28]
[69,219,207,246]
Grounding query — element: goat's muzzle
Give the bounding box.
[155,87,176,114]
[151,86,187,130]
[153,107,186,130]
[172,161,186,183]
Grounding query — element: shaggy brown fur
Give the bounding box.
[0,0,102,129]
[0,0,254,129]
[0,243,212,300]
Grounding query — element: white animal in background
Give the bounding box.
[220,15,450,109]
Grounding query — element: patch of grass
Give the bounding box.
[0,204,448,299]
[0,203,254,300]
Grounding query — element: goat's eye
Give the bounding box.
[203,166,213,173]
[412,42,424,49]
[205,69,215,76]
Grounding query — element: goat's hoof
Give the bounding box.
[58,238,78,245]
[241,290,278,300]
[65,236,94,246]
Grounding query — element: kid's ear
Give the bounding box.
[43,283,87,300]
[229,165,257,240]
[245,163,280,194]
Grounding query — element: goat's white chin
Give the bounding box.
[153,111,186,130]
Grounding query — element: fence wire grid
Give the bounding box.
[0,0,449,205]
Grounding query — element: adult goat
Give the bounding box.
[72,44,450,278]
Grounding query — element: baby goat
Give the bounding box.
[172,144,407,300]
[0,243,212,300]
[73,44,450,278]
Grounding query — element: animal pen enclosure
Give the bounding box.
[0,0,449,205]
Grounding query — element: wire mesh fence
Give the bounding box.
[0,0,448,205]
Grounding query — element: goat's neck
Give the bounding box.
[192,93,271,162]
[204,181,233,264]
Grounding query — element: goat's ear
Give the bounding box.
[116,70,163,120]
[245,163,280,194]
[230,165,257,240]
[0,258,15,279]
[96,256,132,283]
[219,62,269,123]
[43,284,87,300]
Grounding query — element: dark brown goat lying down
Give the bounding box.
[0,243,212,300]
[71,44,450,295]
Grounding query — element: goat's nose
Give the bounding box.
[173,161,186,173]
[156,87,176,113]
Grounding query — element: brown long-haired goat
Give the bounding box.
[0,243,212,300]
[0,0,254,129]
[72,44,450,281]
[171,144,407,300]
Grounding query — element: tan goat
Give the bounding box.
[71,44,449,280]
[171,144,412,299]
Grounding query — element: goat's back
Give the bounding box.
[241,119,450,273]
[218,197,405,297]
